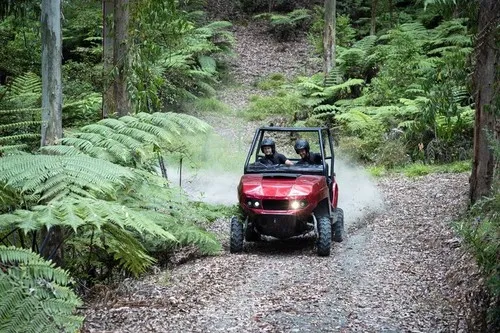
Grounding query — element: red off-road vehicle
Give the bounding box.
[230,126,344,256]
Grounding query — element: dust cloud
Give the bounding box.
[334,158,385,227]
[166,131,385,225]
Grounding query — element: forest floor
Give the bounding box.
[82,21,482,333]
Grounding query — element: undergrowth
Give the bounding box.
[366,160,472,178]
[455,185,500,331]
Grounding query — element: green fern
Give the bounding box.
[0,79,42,154]
[0,155,135,204]
[41,112,212,167]
[0,246,83,333]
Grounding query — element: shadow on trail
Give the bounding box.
[241,235,318,256]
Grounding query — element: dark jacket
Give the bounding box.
[296,152,322,165]
[259,152,289,165]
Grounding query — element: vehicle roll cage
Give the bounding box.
[243,126,336,179]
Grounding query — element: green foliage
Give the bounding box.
[455,137,500,329]
[42,112,212,168]
[456,193,500,317]
[184,97,233,115]
[0,72,42,153]
[0,154,134,208]
[336,35,378,79]
[0,16,41,76]
[423,0,477,21]
[308,7,356,53]
[368,24,430,105]
[374,139,409,169]
[256,73,287,91]
[0,110,220,279]
[367,160,472,178]
[243,91,301,121]
[1,72,41,108]
[0,246,83,333]
[62,92,102,128]
[129,1,235,112]
[254,9,312,41]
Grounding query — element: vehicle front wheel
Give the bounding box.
[316,216,332,256]
[230,216,244,253]
[332,208,345,243]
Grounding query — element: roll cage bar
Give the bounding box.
[243,127,336,179]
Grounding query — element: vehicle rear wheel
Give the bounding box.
[245,219,261,242]
[316,216,331,256]
[230,216,244,253]
[332,208,345,243]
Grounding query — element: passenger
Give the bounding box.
[294,139,322,165]
[258,138,293,166]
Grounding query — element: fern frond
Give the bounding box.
[8,72,42,96]
[313,104,338,113]
[101,223,157,274]
[0,246,83,333]
[301,97,327,107]
[0,108,41,115]
[0,121,41,131]
[0,155,134,203]
[197,55,217,74]
[0,133,40,143]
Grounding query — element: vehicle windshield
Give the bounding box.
[244,127,334,177]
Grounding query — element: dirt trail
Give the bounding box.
[83,22,479,333]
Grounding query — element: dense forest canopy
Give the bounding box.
[0,0,498,331]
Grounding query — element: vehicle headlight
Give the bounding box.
[290,200,308,210]
[246,199,261,208]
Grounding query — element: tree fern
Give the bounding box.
[0,155,135,204]
[0,246,83,333]
[41,112,211,167]
[3,72,42,108]
[336,109,383,134]
[117,170,221,255]
[129,2,234,112]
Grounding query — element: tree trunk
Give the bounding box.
[40,0,64,265]
[323,0,336,82]
[388,0,393,28]
[114,0,130,116]
[40,0,62,146]
[370,0,378,36]
[102,0,115,118]
[470,0,499,203]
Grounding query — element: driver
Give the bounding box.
[294,139,322,165]
[258,138,293,165]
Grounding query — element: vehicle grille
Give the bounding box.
[262,199,289,210]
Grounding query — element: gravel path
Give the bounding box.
[82,21,480,333]
[83,173,477,333]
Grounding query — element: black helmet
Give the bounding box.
[260,138,276,153]
[294,139,310,153]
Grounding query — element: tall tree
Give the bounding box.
[40,0,63,264]
[40,0,62,146]
[323,0,336,81]
[114,0,130,116]
[102,0,115,118]
[469,0,500,203]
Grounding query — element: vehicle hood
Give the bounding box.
[238,174,325,199]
